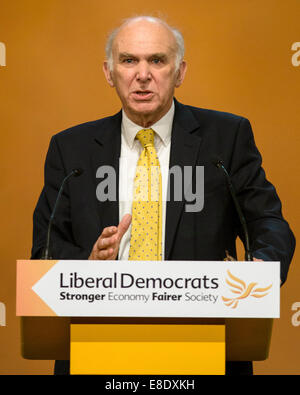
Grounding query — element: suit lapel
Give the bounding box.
[165,100,203,260]
[90,111,122,231]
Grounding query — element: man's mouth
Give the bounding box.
[132,91,154,100]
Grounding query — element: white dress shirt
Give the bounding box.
[118,100,175,260]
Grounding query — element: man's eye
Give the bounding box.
[123,58,134,64]
[152,58,161,64]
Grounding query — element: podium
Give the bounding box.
[16,260,280,375]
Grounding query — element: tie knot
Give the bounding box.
[136,129,155,148]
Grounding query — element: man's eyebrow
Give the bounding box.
[118,52,135,60]
[149,53,168,59]
[118,52,168,60]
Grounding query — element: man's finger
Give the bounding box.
[96,234,117,249]
[98,248,114,260]
[101,226,118,238]
[117,214,132,240]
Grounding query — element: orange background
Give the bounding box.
[0,0,299,374]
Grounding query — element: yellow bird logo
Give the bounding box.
[222,270,272,309]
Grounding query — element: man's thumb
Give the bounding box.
[117,214,132,239]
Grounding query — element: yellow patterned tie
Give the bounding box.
[128,129,162,261]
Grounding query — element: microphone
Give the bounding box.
[213,158,253,261]
[41,168,83,259]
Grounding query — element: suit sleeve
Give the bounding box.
[31,136,90,260]
[230,118,295,284]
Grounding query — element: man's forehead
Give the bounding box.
[113,20,177,55]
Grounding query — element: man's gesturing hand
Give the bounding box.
[88,214,132,260]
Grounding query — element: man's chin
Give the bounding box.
[125,103,162,122]
[123,100,170,125]
[130,101,158,114]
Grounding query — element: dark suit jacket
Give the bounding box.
[31,99,295,283]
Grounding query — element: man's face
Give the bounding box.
[103,20,187,127]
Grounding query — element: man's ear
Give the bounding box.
[175,60,187,88]
[103,61,115,87]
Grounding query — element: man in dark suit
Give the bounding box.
[32,16,295,375]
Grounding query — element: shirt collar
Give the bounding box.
[121,100,175,149]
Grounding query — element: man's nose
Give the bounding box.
[136,61,151,82]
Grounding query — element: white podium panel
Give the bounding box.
[16,260,280,318]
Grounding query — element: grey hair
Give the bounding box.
[105,16,185,72]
